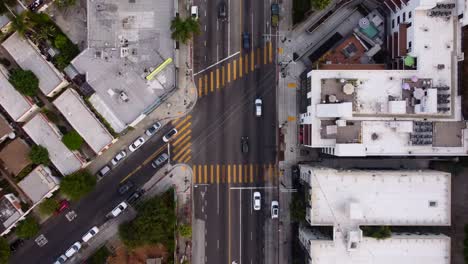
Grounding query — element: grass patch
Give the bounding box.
[88,246,111,264]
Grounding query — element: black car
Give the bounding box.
[218,2,227,20]
[242,32,250,51]
[10,239,24,252]
[241,137,249,153]
[127,189,145,204]
[118,181,134,195]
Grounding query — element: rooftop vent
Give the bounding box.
[429,201,438,207]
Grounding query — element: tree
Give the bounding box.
[0,237,10,264]
[60,170,96,201]
[311,0,331,10]
[8,11,37,37]
[16,217,39,239]
[54,34,68,50]
[178,224,192,238]
[29,145,50,165]
[38,198,59,216]
[62,131,84,150]
[9,69,39,96]
[170,16,200,44]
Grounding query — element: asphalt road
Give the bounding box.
[191,0,279,262]
[10,126,175,264]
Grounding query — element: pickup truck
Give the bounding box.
[271,4,279,27]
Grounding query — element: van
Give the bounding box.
[97,166,111,178]
[191,6,199,20]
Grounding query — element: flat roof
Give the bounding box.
[18,165,58,204]
[303,167,450,226]
[22,114,83,175]
[71,0,175,132]
[2,32,65,95]
[0,68,35,121]
[53,88,113,153]
[0,138,31,176]
[0,195,21,232]
[0,114,12,139]
[307,233,450,264]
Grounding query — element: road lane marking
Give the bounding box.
[192,165,196,183]
[198,78,202,97]
[233,60,237,80]
[204,165,207,183]
[227,62,231,83]
[210,71,214,92]
[288,82,297,88]
[239,56,243,78]
[288,116,297,121]
[120,144,167,183]
[204,75,208,96]
[251,50,254,72]
[173,135,191,151]
[233,164,237,183]
[264,44,267,64]
[216,69,220,89]
[177,122,191,137]
[172,129,191,147]
[216,165,220,184]
[173,114,192,128]
[250,164,253,183]
[193,51,239,76]
[269,41,272,63]
[210,165,214,183]
[221,65,225,87]
[173,142,191,161]
[180,151,191,163]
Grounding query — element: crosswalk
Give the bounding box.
[170,115,192,163]
[196,41,274,99]
[192,164,281,184]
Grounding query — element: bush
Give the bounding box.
[311,0,331,10]
[362,226,391,240]
[54,34,68,50]
[0,237,10,264]
[38,198,59,216]
[9,69,39,96]
[178,224,192,238]
[88,246,110,264]
[16,217,39,239]
[29,145,50,165]
[60,170,96,201]
[62,131,84,150]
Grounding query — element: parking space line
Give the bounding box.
[227,62,231,83]
[221,65,225,87]
[204,75,208,96]
[216,69,220,89]
[233,60,237,80]
[198,77,202,97]
[204,165,208,184]
[250,50,254,72]
[210,165,214,183]
[210,71,214,92]
[239,56,243,78]
[268,41,272,63]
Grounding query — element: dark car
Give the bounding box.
[54,199,70,216]
[9,239,24,252]
[28,0,43,11]
[218,2,227,20]
[242,32,250,51]
[127,189,145,204]
[118,181,134,195]
[241,137,249,153]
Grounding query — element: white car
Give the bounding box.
[111,150,127,166]
[253,192,261,211]
[129,137,145,152]
[271,201,279,218]
[191,6,199,20]
[163,128,178,142]
[65,242,81,258]
[255,98,262,117]
[82,226,99,243]
[110,202,128,217]
[145,122,162,136]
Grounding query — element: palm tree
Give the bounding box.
[170,16,200,44]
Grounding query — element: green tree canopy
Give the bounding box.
[178,224,192,238]
[170,16,200,44]
[9,69,39,96]
[62,131,84,150]
[311,0,331,10]
[60,170,96,201]
[0,237,10,264]
[38,198,59,216]
[54,34,68,50]
[29,145,50,165]
[119,189,176,251]
[16,217,39,239]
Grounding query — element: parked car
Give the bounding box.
[111,150,127,166]
[129,137,145,152]
[145,122,162,136]
[218,2,227,20]
[54,200,70,216]
[82,226,99,243]
[241,137,249,154]
[28,0,43,11]
[110,202,128,217]
[255,98,262,117]
[152,153,169,168]
[9,239,24,252]
[271,201,279,218]
[97,165,111,178]
[191,6,199,20]
[65,242,82,258]
[127,189,145,204]
[253,192,261,210]
[242,32,250,50]
[163,128,178,142]
[53,255,67,264]
[118,181,134,195]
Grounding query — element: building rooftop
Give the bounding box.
[18,165,59,204]
[0,194,22,233]
[22,114,83,175]
[0,67,36,122]
[0,138,31,176]
[53,88,114,154]
[0,115,12,140]
[300,166,451,226]
[71,0,175,132]
[2,32,67,96]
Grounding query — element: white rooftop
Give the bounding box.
[17,165,59,204]
[22,114,83,175]
[302,166,450,226]
[0,67,35,121]
[53,89,114,154]
[2,32,66,96]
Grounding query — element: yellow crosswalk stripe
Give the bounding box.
[204,165,208,184]
[198,78,202,97]
[180,151,191,163]
[204,75,208,95]
[216,69,220,89]
[210,165,214,184]
[264,44,267,65]
[210,71,214,92]
[172,114,191,126]
[173,135,191,151]
[198,165,202,184]
[244,54,248,74]
[172,142,191,161]
[227,165,231,183]
[233,60,237,80]
[250,164,253,183]
[239,56,243,78]
[222,65,225,87]
[250,50,254,72]
[233,165,237,183]
[238,164,242,183]
[269,41,272,63]
[172,130,191,147]
[227,63,231,83]
[217,165,220,184]
[192,165,197,183]
[177,122,191,137]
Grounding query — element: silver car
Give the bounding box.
[152,153,169,168]
[111,150,127,166]
[271,201,279,219]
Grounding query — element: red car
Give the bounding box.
[54,200,70,215]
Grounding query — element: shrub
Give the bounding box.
[29,145,50,165]
[362,226,391,240]
[0,237,10,264]
[60,170,96,201]
[54,34,68,50]
[16,217,39,239]
[9,69,39,96]
[38,198,59,216]
[62,131,83,150]
[311,0,331,10]
[179,224,192,238]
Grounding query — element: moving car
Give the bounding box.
[54,199,70,216]
[241,137,249,153]
[191,6,199,20]
[65,242,82,258]
[110,202,128,217]
[163,128,178,142]
[118,181,134,195]
[255,98,262,117]
[9,239,24,252]
[53,255,67,264]
[111,150,127,166]
[253,192,261,210]
[145,122,162,136]
[97,165,111,178]
[152,153,169,168]
[218,2,227,20]
[127,189,145,204]
[271,201,279,218]
[82,226,99,243]
[129,137,145,152]
[242,32,250,50]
